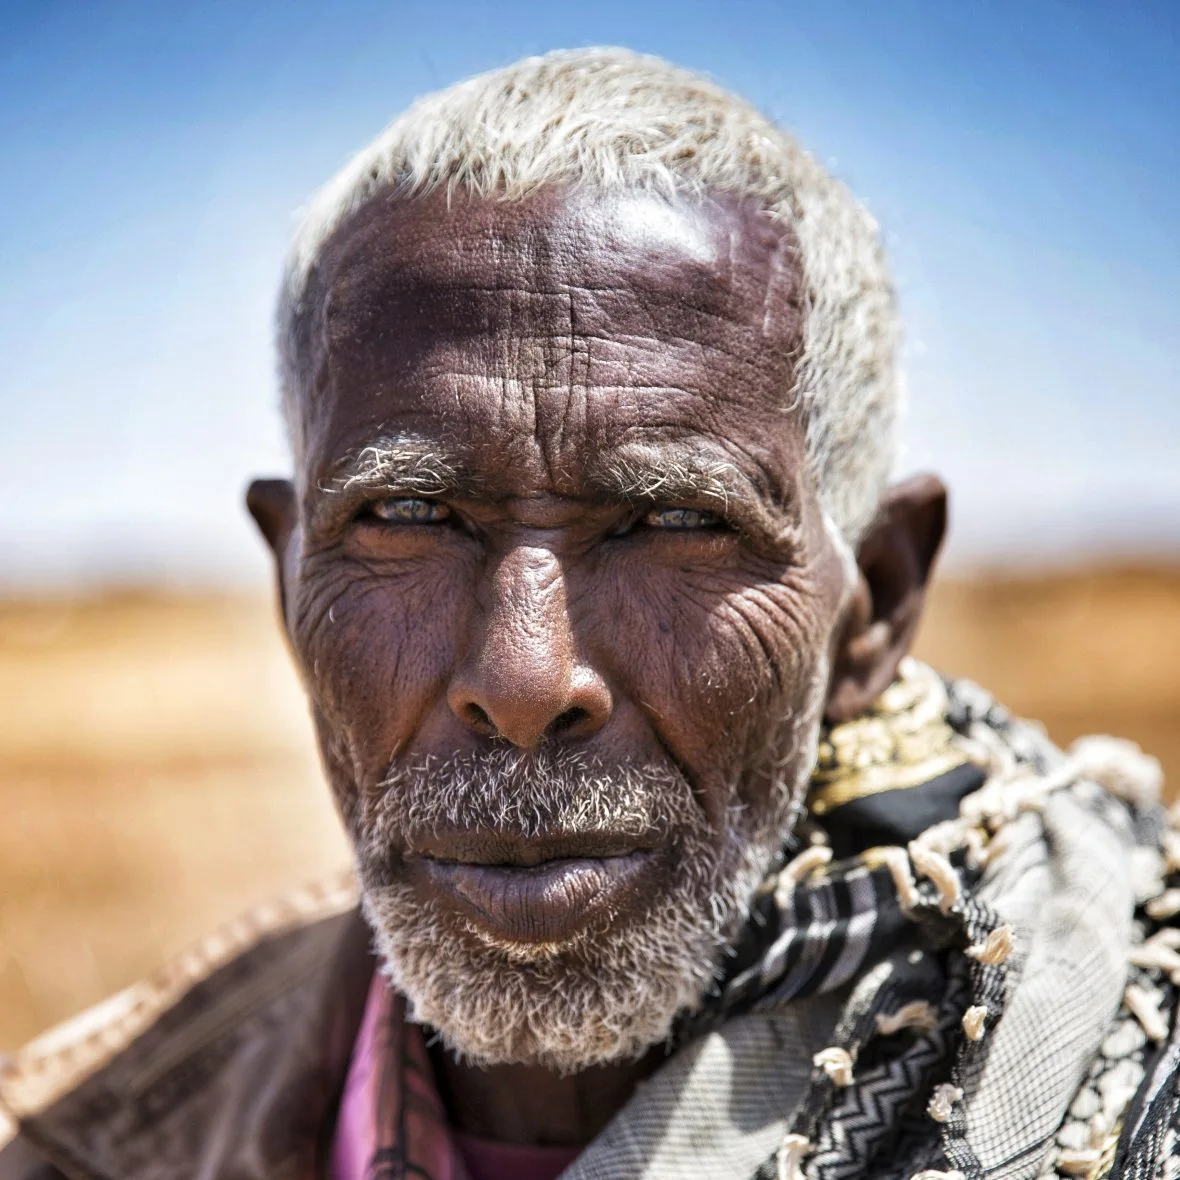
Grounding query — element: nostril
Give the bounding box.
[462,702,496,734]
[550,706,590,737]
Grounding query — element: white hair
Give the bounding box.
[278,47,898,543]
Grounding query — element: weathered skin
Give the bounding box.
[248,186,946,1145]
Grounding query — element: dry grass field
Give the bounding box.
[1,566,1178,1052]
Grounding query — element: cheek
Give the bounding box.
[287,550,473,784]
[592,552,837,782]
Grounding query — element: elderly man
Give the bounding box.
[2,48,1176,1180]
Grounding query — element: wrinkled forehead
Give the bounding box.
[294,186,805,489]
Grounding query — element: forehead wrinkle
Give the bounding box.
[298,191,807,516]
[304,194,800,407]
[316,190,794,345]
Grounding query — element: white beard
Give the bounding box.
[355,715,821,1072]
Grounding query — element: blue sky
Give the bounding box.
[1,0,1177,587]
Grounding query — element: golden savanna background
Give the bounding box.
[2,566,1178,1052]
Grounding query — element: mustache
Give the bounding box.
[360,746,704,851]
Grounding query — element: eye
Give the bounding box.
[642,507,723,530]
[367,497,452,524]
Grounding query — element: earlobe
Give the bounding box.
[826,474,947,723]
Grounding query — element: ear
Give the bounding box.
[246,478,297,615]
[826,474,947,724]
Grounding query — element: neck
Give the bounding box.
[428,1042,665,1146]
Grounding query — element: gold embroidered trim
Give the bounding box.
[807,659,973,816]
[0,868,357,1123]
[1088,1122,1121,1180]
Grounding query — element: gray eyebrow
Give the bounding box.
[599,453,747,511]
[324,440,463,497]
[313,437,791,540]
[597,446,796,542]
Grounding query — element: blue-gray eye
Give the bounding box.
[643,507,722,530]
[370,498,452,524]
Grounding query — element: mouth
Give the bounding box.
[405,833,659,944]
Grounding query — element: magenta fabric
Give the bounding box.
[331,973,580,1180]
[456,1133,580,1180]
[331,972,389,1180]
[331,972,468,1180]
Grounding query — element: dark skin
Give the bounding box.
[248,187,946,1146]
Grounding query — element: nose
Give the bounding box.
[447,544,612,748]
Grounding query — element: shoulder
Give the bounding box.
[0,870,358,1146]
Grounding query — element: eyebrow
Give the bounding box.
[600,453,746,509]
[308,438,477,531]
[322,441,760,503]
[329,441,465,496]
[312,437,793,540]
[595,447,792,539]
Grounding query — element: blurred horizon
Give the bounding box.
[1,0,1178,590]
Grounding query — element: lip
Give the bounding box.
[410,849,656,944]
[410,830,653,867]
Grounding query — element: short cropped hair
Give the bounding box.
[278,48,898,544]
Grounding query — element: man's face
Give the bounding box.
[272,188,852,1068]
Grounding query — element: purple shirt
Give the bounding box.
[332,974,578,1180]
